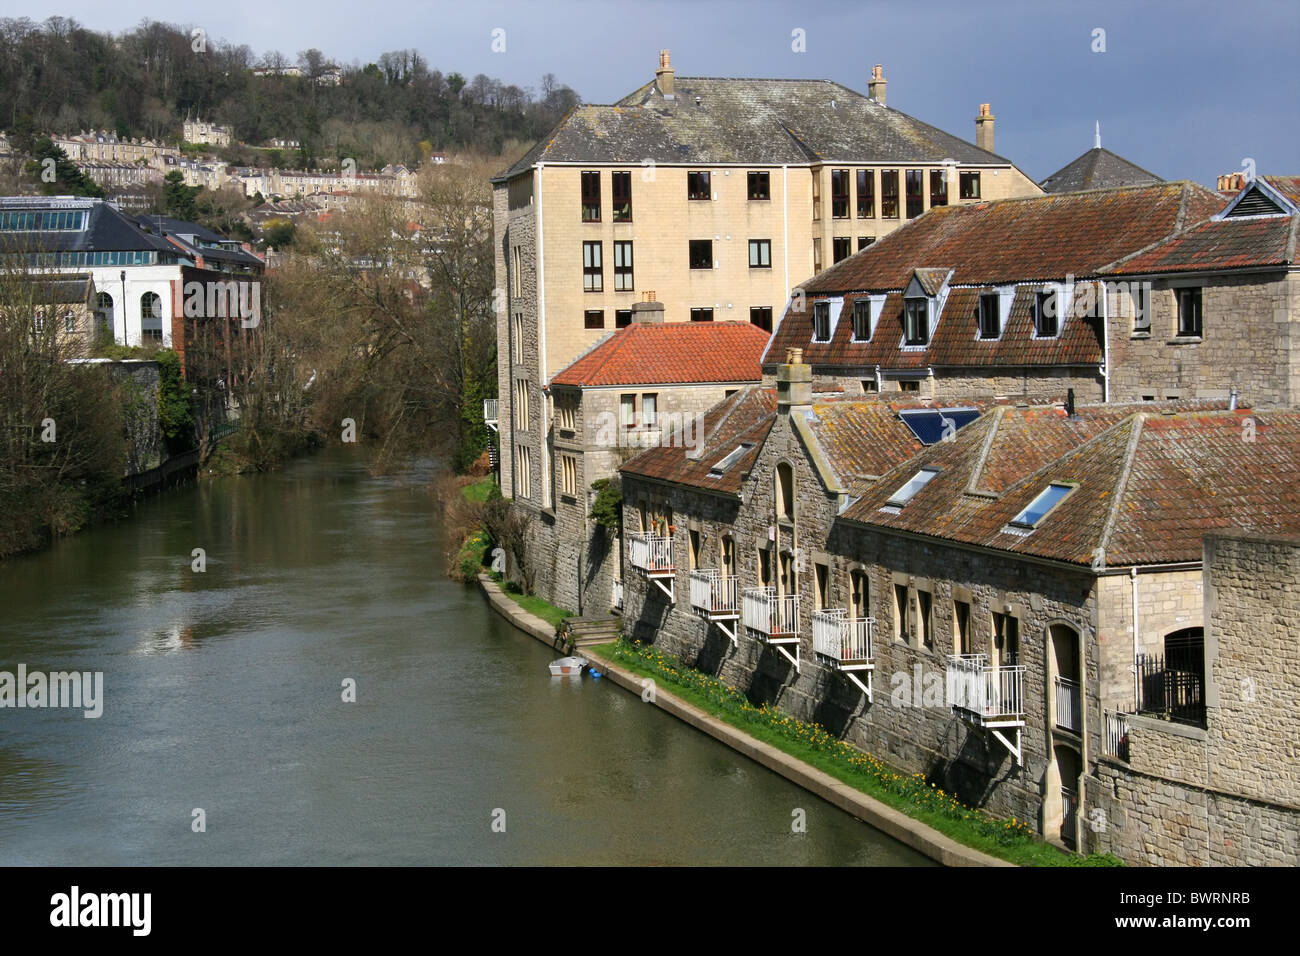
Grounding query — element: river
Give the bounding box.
[0,449,931,866]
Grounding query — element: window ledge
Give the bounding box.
[1129,332,1152,340]
[1167,336,1203,345]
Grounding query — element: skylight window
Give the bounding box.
[886,467,940,507]
[709,442,754,477]
[898,407,980,445]
[1010,483,1073,529]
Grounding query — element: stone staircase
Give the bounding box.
[560,616,622,650]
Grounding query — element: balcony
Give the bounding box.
[742,586,800,671]
[689,570,739,644]
[628,532,675,601]
[483,398,498,432]
[1136,653,1205,728]
[1054,675,1082,733]
[812,609,875,698]
[946,653,1025,763]
[1104,710,1131,762]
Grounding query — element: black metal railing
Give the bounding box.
[1136,653,1205,728]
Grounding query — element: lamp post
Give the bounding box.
[119,270,126,346]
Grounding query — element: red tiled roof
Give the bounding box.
[766,182,1224,370]
[801,182,1223,293]
[1104,214,1297,275]
[842,406,1300,567]
[550,321,769,388]
[621,387,777,496]
[622,391,981,497]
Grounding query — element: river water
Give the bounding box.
[0,450,931,866]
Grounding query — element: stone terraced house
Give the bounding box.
[764,180,1232,402]
[766,175,1300,410]
[618,352,1300,864]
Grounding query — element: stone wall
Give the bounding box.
[797,366,1104,403]
[621,405,1103,842]
[1083,533,1300,865]
[1105,272,1297,408]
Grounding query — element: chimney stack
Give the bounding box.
[632,297,665,323]
[777,347,812,414]
[976,103,995,153]
[656,49,675,99]
[868,65,886,106]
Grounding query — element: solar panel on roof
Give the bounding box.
[898,407,980,445]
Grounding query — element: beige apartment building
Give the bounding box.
[492,51,1041,510]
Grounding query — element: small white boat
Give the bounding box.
[549,656,588,677]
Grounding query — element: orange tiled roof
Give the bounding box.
[550,321,769,388]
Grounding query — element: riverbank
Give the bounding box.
[477,572,1028,867]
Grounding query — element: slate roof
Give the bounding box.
[136,214,265,271]
[765,182,1224,371]
[1039,146,1163,194]
[496,76,1016,180]
[841,405,1300,568]
[549,321,770,388]
[0,197,178,256]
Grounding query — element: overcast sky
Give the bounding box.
[6,0,1297,185]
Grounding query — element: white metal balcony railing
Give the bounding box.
[628,533,674,575]
[742,586,799,638]
[1104,710,1131,762]
[811,609,875,665]
[1055,675,1082,733]
[689,569,738,618]
[482,398,498,423]
[946,654,1025,722]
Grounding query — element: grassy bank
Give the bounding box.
[588,637,1122,868]
[488,571,573,629]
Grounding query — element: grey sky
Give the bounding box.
[8,0,1298,185]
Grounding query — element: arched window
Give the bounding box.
[140,292,163,342]
[776,462,794,521]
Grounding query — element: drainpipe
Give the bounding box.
[1130,566,1140,712]
[782,165,790,303]
[1101,280,1110,403]
[1228,387,1238,411]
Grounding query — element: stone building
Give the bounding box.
[182,118,232,148]
[521,306,769,614]
[1085,532,1300,866]
[492,49,1042,516]
[766,173,1300,410]
[618,352,1300,863]
[1100,175,1300,408]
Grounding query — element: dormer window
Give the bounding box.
[903,297,929,346]
[1033,290,1059,338]
[977,293,1000,339]
[852,299,872,341]
[813,301,831,342]
[885,467,940,507]
[1010,483,1074,529]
